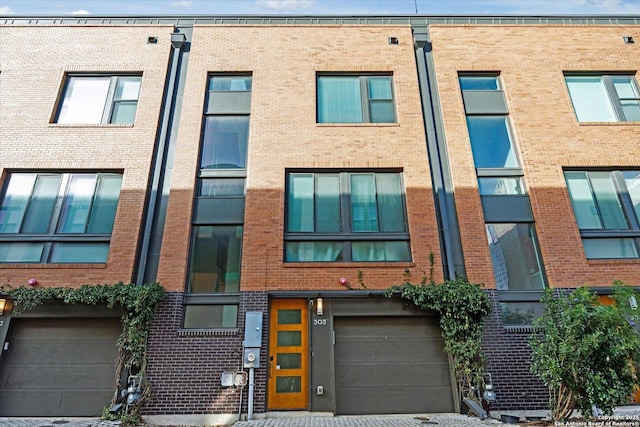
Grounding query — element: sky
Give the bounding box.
[1,0,640,16]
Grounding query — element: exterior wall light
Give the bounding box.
[28,278,37,286]
[0,298,6,315]
[339,277,348,285]
[623,36,635,44]
[388,36,399,45]
[316,298,323,316]
[147,36,158,44]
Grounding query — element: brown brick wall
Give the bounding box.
[144,291,269,415]
[157,25,444,294]
[429,25,640,289]
[0,24,174,287]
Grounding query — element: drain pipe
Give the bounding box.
[247,367,255,420]
[135,26,192,285]
[413,26,466,280]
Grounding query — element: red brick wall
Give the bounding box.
[157,25,444,293]
[0,24,175,287]
[429,25,640,289]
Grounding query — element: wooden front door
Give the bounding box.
[267,299,308,410]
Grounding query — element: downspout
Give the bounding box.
[135,26,192,285]
[412,26,466,280]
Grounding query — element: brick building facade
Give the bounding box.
[0,14,638,423]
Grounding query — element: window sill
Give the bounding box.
[0,263,107,269]
[316,122,400,128]
[577,121,638,126]
[587,258,640,265]
[283,261,414,268]
[177,328,239,337]
[48,123,134,128]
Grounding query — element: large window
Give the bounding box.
[565,170,640,259]
[317,75,396,123]
[459,74,524,196]
[56,75,141,125]
[0,172,122,263]
[565,74,640,122]
[285,171,410,262]
[183,74,252,329]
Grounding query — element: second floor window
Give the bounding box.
[565,170,640,259]
[0,172,122,263]
[56,75,141,125]
[317,74,396,124]
[285,171,410,262]
[565,74,640,122]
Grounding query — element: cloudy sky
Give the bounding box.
[1,0,639,16]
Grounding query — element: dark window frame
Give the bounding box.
[316,73,396,124]
[0,171,122,264]
[564,73,640,122]
[183,73,252,330]
[458,73,525,195]
[564,169,640,259]
[284,170,411,263]
[54,74,142,125]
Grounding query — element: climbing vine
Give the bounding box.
[388,274,492,402]
[0,282,165,424]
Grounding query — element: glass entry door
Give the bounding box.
[267,299,308,410]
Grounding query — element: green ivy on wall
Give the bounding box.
[388,275,492,403]
[0,282,165,424]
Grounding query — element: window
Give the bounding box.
[317,75,395,123]
[0,172,122,263]
[459,74,524,196]
[188,226,243,294]
[487,222,547,327]
[565,74,640,122]
[486,223,545,291]
[56,75,141,124]
[183,74,252,329]
[201,75,251,170]
[285,171,410,262]
[565,170,640,259]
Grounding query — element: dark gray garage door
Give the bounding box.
[334,316,455,415]
[0,318,121,416]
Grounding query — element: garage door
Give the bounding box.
[334,316,455,415]
[0,318,121,416]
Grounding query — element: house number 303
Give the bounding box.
[313,319,327,326]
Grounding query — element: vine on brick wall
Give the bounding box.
[388,271,492,403]
[0,282,165,424]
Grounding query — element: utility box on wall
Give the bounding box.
[243,311,263,368]
[243,311,263,348]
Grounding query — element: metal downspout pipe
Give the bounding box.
[135,26,192,285]
[412,27,466,280]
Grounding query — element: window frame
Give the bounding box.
[564,169,640,259]
[316,73,396,124]
[564,73,640,122]
[284,170,410,263]
[183,73,252,330]
[458,73,525,196]
[0,171,122,264]
[54,74,142,125]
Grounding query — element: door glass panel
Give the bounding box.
[278,309,301,325]
[277,353,301,369]
[277,331,301,346]
[276,376,301,393]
